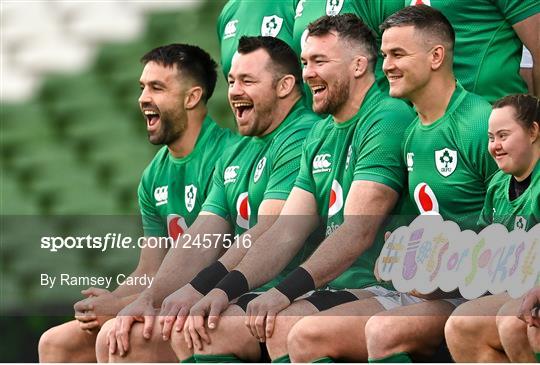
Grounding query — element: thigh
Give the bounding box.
[453,293,510,316]
[373,299,456,354]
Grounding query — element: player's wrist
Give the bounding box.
[190,261,229,295]
[214,270,249,301]
[275,267,315,303]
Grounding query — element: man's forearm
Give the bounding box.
[219,214,278,270]
[142,216,229,304]
[303,215,383,287]
[236,215,317,290]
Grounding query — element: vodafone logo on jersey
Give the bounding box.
[328,180,344,217]
[410,0,431,5]
[167,214,188,240]
[413,183,439,214]
[236,192,250,230]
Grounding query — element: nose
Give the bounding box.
[382,56,395,75]
[138,86,151,105]
[302,62,316,82]
[228,80,243,99]
[489,138,502,155]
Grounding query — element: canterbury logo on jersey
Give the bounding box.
[224,166,240,184]
[295,0,306,18]
[261,15,283,37]
[328,179,344,217]
[410,0,431,5]
[313,154,332,174]
[154,186,168,206]
[326,0,344,16]
[407,152,415,172]
[224,20,238,39]
[167,214,188,240]
[413,183,439,214]
[236,192,250,230]
[345,145,353,170]
[185,184,197,213]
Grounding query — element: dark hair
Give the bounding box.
[307,14,377,71]
[380,5,455,54]
[141,43,217,103]
[493,94,540,130]
[237,36,302,88]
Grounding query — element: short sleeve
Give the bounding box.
[353,111,411,193]
[264,133,307,200]
[138,177,166,237]
[294,135,317,194]
[492,0,540,25]
[201,159,230,219]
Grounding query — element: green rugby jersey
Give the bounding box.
[410,0,540,103]
[478,161,540,231]
[403,83,499,231]
[202,101,319,290]
[217,0,298,78]
[138,116,238,238]
[295,84,415,289]
[293,0,404,92]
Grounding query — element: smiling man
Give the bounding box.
[360,6,499,362]
[38,44,235,362]
[93,36,319,362]
[175,14,415,363]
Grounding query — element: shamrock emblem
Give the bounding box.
[439,150,453,167]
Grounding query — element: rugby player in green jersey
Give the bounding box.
[95,36,319,362]
[359,6,499,362]
[178,14,415,363]
[37,44,234,362]
[410,0,539,101]
[218,0,297,78]
[445,94,540,362]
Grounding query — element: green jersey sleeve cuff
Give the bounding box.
[294,178,315,194]
[143,228,166,237]
[353,173,403,193]
[263,191,290,201]
[200,204,229,220]
[506,3,540,25]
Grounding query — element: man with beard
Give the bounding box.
[38,43,236,362]
[292,0,404,92]
[175,14,415,363]
[94,36,319,362]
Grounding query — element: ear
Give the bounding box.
[353,56,368,78]
[184,86,203,109]
[276,74,296,98]
[430,45,445,71]
[530,121,540,143]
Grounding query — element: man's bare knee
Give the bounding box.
[39,320,97,362]
[170,327,192,360]
[266,314,302,359]
[288,317,330,362]
[96,319,115,363]
[195,313,260,361]
[365,315,397,353]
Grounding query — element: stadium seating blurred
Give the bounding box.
[1,1,232,360]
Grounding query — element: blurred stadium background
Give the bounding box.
[0,1,233,361]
